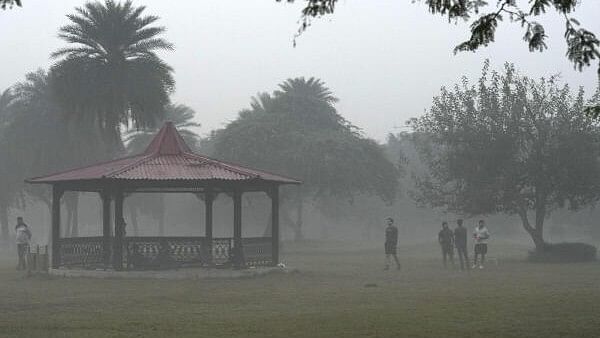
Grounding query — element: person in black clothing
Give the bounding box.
[438,221,454,268]
[453,219,470,270]
[384,218,401,270]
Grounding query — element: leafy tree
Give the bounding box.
[0,0,20,9]
[281,1,599,76]
[50,0,175,155]
[7,70,108,237]
[207,77,399,240]
[0,88,20,243]
[124,103,200,235]
[409,61,600,250]
[124,103,200,154]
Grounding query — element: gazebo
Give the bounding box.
[27,122,300,271]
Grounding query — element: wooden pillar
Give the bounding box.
[51,185,64,269]
[233,190,243,267]
[270,186,280,265]
[101,191,112,267]
[113,191,124,270]
[204,191,214,265]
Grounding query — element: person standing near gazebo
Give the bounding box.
[15,217,32,270]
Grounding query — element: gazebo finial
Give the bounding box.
[143,121,192,155]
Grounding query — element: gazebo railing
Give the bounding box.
[57,237,105,269]
[212,237,232,265]
[242,237,273,267]
[124,236,210,269]
[56,236,273,270]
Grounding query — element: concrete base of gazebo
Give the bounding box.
[49,265,293,280]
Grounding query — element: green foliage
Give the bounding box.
[584,84,600,119]
[5,70,108,206]
[50,0,175,154]
[0,0,20,9]
[209,77,399,203]
[0,87,20,240]
[281,0,600,75]
[409,61,600,248]
[124,103,200,154]
[528,242,597,262]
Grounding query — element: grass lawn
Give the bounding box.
[1,240,599,338]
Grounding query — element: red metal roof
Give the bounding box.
[27,122,300,185]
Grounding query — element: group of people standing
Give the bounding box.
[438,219,490,270]
[384,218,490,271]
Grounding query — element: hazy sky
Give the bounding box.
[2,0,599,141]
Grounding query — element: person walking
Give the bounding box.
[438,221,454,268]
[15,217,32,270]
[384,218,401,271]
[473,220,490,269]
[454,219,470,270]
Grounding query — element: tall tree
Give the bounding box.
[0,0,20,9]
[124,103,200,154]
[51,0,175,155]
[208,77,399,239]
[410,62,600,250]
[0,88,20,243]
[7,70,108,237]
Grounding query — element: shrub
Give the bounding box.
[528,242,597,263]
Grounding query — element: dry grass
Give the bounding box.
[0,240,599,337]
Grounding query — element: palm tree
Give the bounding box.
[124,103,200,154]
[210,77,398,240]
[7,70,107,238]
[273,77,350,132]
[51,0,175,155]
[123,103,200,235]
[0,88,18,243]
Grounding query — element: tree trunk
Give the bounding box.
[518,207,546,251]
[157,195,165,236]
[63,192,79,237]
[45,202,52,245]
[292,198,304,241]
[64,203,72,238]
[0,203,9,246]
[70,195,79,237]
[263,212,273,237]
[129,207,139,236]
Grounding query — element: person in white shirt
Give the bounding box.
[15,217,32,270]
[472,220,490,269]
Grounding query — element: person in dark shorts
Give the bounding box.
[453,219,470,270]
[15,217,32,270]
[438,221,454,268]
[384,218,401,270]
[473,220,490,269]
